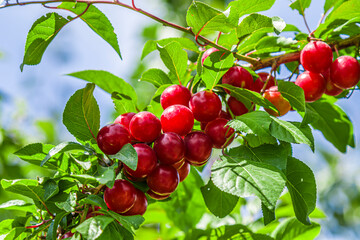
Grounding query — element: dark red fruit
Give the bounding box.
[200,122,208,131]
[124,143,157,179]
[62,232,74,239]
[330,55,360,89]
[147,164,179,195]
[153,132,185,165]
[172,158,185,170]
[104,179,136,213]
[201,48,219,65]
[122,189,147,216]
[227,96,251,116]
[86,206,102,219]
[295,71,326,102]
[114,112,136,129]
[177,161,190,182]
[321,69,343,96]
[160,85,192,110]
[187,159,208,167]
[253,72,276,93]
[222,66,254,91]
[184,132,213,166]
[189,91,222,122]
[300,41,333,73]
[205,118,235,149]
[147,189,170,200]
[161,105,194,136]
[97,124,131,155]
[219,110,232,120]
[263,86,291,117]
[129,112,161,142]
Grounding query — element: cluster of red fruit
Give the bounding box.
[96,84,236,216]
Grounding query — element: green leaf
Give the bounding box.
[41,141,94,166]
[324,0,346,12]
[55,192,77,212]
[43,180,59,201]
[200,179,239,218]
[262,203,276,225]
[21,13,69,71]
[47,212,68,240]
[75,216,114,240]
[307,99,354,153]
[96,164,117,188]
[63,83,100,141]
[226,143,289,171]
[326,0,360,22]
[270,117,314,151]
[218,84,277,111]
[110,143,138,171]
[156,42,187,85]
[272,17,286,34]
[211,155,286,210]
[146,84,171,118]
[186,1,234,35]
[0,200,36,213]
[202,52,234,90]
[141,37,199,60]
[67,70,137,110]
[226,0,276,26]
[58,3,121,59]
[99,222,133,240]
[79,195,108,210]
[140,68,172,88]
[272,218,320,240]
[228,111,277,147]
[278,81,305,112]
[289,0,312,16]
[111,92,138,115]
[286,157,317,225]
[105,210,144,233]
[237,14,273,39]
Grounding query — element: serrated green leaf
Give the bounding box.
[307,99,354,152]
[58,3,121,59]
[156,42,187,85]
[228,111,277,147]
[226,0,276,26]
[111,92,137,115]
[289,0,312,16]
[202,52,234,90]
[0,200,36,213]
[237,14,273,39]
[76,216,114,240]
[270,117,314,151]
[326,0,360,22]
[95,164,117,188]
[324,0,346,12]
[47,212,68,240]
[110,143,138,171]
[186,1,234,35]
[272,218,320,240]
[211,155,286,210]
[41,141,94,166]
[141,37,199,60]
[21,13,69,71]
[63,83,100,141]
[140,68,172,88]
[1,179,44,203]
[286,157,316,225]
[256,36,298,51]
[55,192,77,212]
[79,195,108,210]
[104,210,144,233]
[43,180,59,201]
[99,222,133,240]
[278,81,306,112]
[201,180,239,218]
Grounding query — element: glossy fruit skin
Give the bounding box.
[222,66,254,91]
[184,132,213,165]
[129,112,162,142]
[253,72,276,93]
[104,179,136,213]
[161,105,194,136]
[147,189,170,200]
[153,132,185,165]
[147,164,179,195]
[321,69,343,96]
[122,189,147,216]
[172,158,185,170]
[114,112,136,129]
[201,48,219,65]
[123,144,157,179]
[177,161,190,182]
[189,91,222,122]
[205,118,235,149]
[160,85,192,110]
[295,71,326,102]
[263,86,291,117]
[227,96,250,116]
[330,56,360,89]
[97,124,131,155]
[219,110,232,120]
[300,41,333,73]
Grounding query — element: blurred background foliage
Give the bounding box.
[0,0,360,239]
